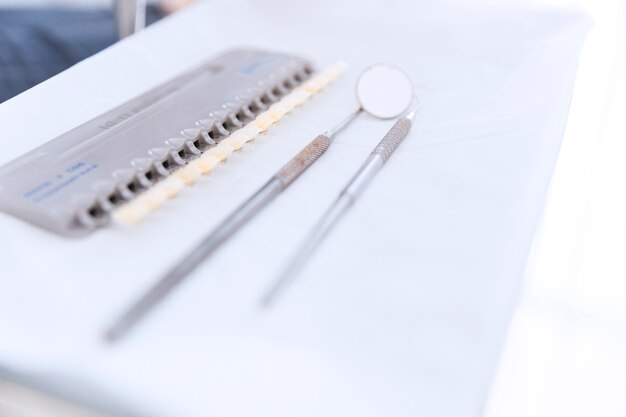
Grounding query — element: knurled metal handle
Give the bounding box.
[373,117,412,163]
[275,134,332,188]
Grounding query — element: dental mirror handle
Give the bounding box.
[262,111,416,306]
[106,131,339,342]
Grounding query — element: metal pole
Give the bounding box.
[114,0,147,39]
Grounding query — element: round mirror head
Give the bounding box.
[356,64,414,119]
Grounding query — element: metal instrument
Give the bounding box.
[262,110,417,306]
[105,63,415,342]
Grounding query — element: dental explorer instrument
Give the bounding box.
[262,109,417,306]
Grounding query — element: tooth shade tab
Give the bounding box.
[112,62,347,226]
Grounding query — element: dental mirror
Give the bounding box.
[357,64,414,119]
[327,63,414,137]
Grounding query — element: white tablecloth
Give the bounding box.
[0,1,589,416]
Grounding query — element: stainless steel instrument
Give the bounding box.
[105,63,415,342]
[262,110,417,306]
[105,110,352,343]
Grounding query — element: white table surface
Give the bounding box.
[0,1,589,416]
[485,0,626,415]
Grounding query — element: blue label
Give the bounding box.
[22,162,99,203]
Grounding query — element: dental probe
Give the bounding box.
[262,110,417,306]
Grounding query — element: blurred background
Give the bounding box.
[0,0,193,102]
[0,0,624,415]
[485,0,626,416]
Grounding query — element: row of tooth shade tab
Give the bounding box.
[112,62,347,226]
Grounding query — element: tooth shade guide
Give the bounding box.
[111,62,347,226]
